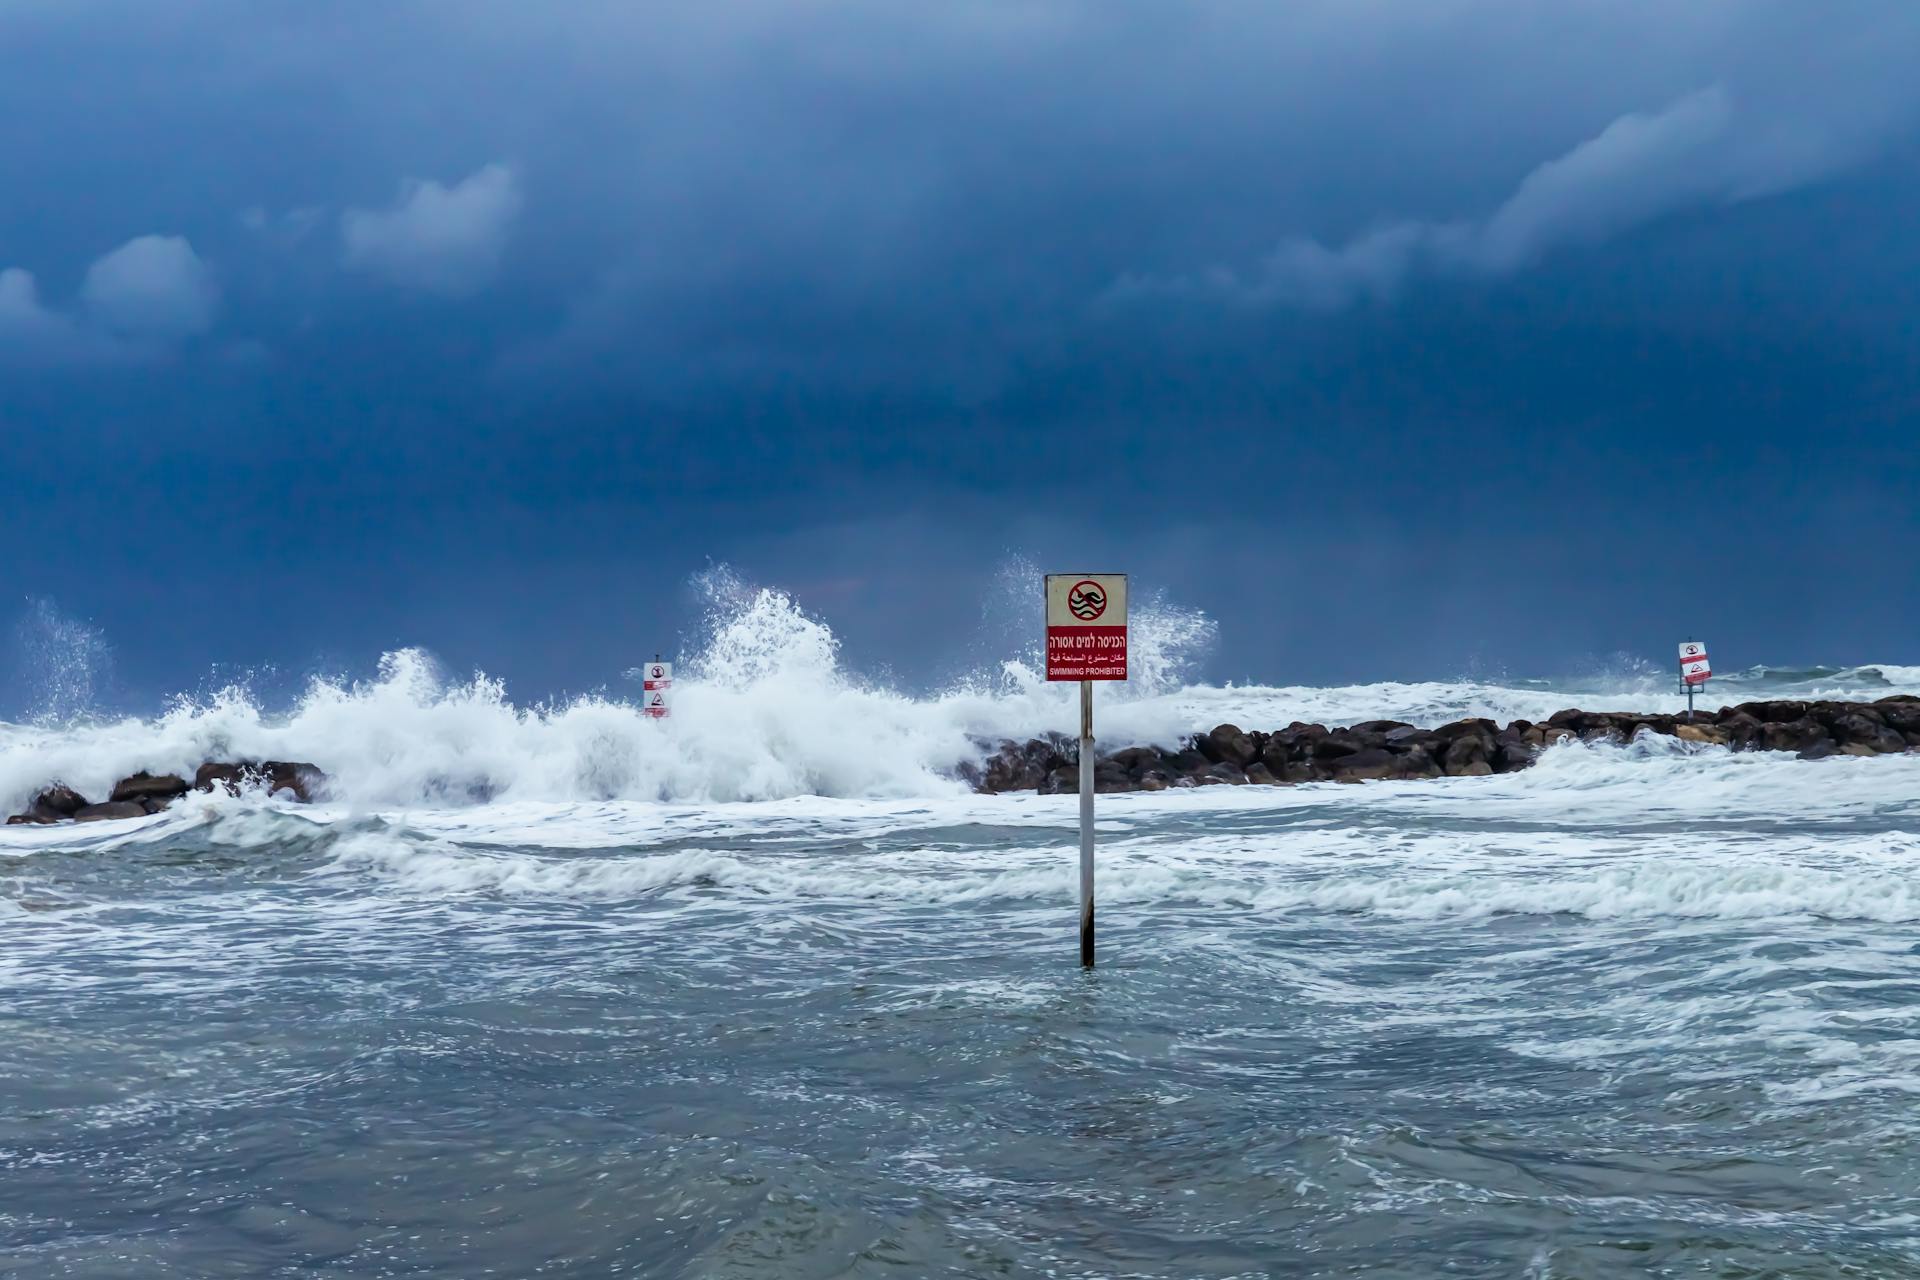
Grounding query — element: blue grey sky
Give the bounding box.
[4,1,1919,709]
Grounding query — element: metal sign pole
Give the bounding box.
[1046,573,1124,970]
[1079,677,1095,969]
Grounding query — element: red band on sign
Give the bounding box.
[1046,625,1128,681]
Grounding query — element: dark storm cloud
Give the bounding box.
[5,1,1920,700]
[8,0,1916,382]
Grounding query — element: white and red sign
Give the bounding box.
[1678,641,1711,686]
[1046,574,1128,681]
[643,661,673,718]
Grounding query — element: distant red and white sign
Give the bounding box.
[644,661,673,718]
[1046,574,1128,681]
[1678,641,1711,686]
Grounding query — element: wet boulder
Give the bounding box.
[1311,732,1364,761]
[262,762,326,802]
[1762,718,1830,754]
[1330,748,1401,783]
[1718,712,1765,750]
[109,772,189,804]
[74,801,148,823]
[1873,696,1920,733]
[1492,730,1537,772]
[1199,724,1258,767]
[1830,714,1907,754]
[1439,722,1497,776]
[1394,744,1444,778]
[6,784,90,824]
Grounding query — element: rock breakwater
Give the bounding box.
[968,696,1920,794]
[6,761,325,825]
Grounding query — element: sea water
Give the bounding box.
[5,586,1920,1277]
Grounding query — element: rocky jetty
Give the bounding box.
[6,761,325,826]
[967,696,1920,794]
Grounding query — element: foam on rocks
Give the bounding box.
[6,761,325,825]
[967,696,1920,793]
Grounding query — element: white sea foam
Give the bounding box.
[1,571,1916,816]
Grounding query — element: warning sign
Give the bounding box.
[1677,641,1711,686]
[1046,574,1127,681]
[644,661,673,718]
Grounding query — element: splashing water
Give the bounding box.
[0,568,1915,816]
[9,599,114,725]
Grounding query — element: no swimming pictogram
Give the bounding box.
[1067,580,1107,621]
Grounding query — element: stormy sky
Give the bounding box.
[4,1,1919,709]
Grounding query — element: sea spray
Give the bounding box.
[1,569,1918,813]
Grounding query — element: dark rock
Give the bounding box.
[1831,714,1907,754]
[955,696,1920,794]
[1719,712,1765,750]
[1395,745,1444,778]
[1443,732,1494,777]
[1168,748,1212,778]
[34,784,88,816]
[74,801,148,823]
[1311,733,1362,761]
[1762,718,1829,754]
[977,741,1055,793]
[264,762,325,802]
[1877,701,1920,734]
[1331,748,1400,783]
[1108,746,1162,775]
[109,772,189,804]
[5,783,90,825]
[1041,765,1078,795]
[195,761,254,795]
[1736,700,1809,725]
[1493,732,1537,772]
[6,808,58,825]
[1199,724,1258,767]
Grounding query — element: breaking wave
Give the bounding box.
[1,567,1916,814]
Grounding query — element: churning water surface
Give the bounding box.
[6,585,1920,1276]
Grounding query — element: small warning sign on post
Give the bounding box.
[1045,574,1128,681]
[1678,641,1711,686]
[643,661,673,719]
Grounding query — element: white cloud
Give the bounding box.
[80,234,220,339]
[1120,81,1909,310]
[341,163,522,297]
[0,235,219,365]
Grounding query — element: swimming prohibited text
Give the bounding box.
[1046,574,1128,681]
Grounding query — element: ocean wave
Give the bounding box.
[2,572,1916,814]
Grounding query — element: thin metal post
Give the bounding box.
[1079,678,1095,969]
